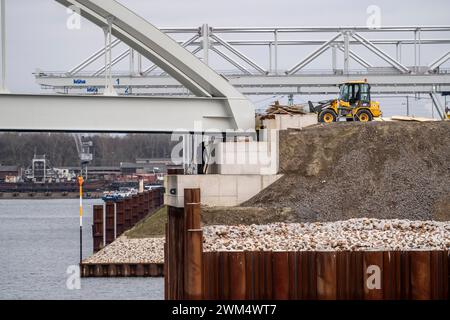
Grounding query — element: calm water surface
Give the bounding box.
[0,199,163,300]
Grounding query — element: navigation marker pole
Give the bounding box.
[78,175,84,265]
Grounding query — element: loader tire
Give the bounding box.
[355,109,373,122]
[319,110,337,123]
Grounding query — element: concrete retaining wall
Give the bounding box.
[164,174,282,207]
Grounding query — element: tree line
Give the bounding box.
[0,133,178,168]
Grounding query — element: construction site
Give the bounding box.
[0,0,449,304]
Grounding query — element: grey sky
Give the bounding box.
[2,0,450,117]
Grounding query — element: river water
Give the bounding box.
[0,199,163,300]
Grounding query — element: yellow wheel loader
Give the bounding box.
[309,80,382,123]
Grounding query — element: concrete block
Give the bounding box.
[164,174,283,208]
[219,175,237,196]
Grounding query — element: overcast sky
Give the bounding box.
[2,0,450,117]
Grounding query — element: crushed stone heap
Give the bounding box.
[203,218,450,252]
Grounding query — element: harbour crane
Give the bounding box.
[73,134,93,180]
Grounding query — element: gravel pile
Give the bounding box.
[203,218,450,252]
[244,121,450,222]
[83,236,164,264]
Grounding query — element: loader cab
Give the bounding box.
[339,82,371,107]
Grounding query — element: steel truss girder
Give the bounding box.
[37,74,450,96]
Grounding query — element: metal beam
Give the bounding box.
[210,34,267,74]
[0,94,240,132]
[351,33,410,73]
[142,34,199,75]
[210,46,252,75]
[0,0,7,93]
[428,51,450,72]
[201,24,209,65]
[286,33,341,75]
[68,38,121,75]
[210,26,450,33]
[93,48,130,76]
[343,31,350,74]
[429,92,445,119]
[336,44,373,69]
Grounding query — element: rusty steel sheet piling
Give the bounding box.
[316,251,337,300]
[84,189,163,276]
[185,229,203,300]
[165,189,449,300]
[183,189,202,300]
[272,251,290,300]
[81,263,163,278]
[92,205,104,252]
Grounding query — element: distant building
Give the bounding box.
[0,165,20,182]
[120,162,143,175]
[24,155,58,183]
[135,158,177,174]
[65,166,121,181]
